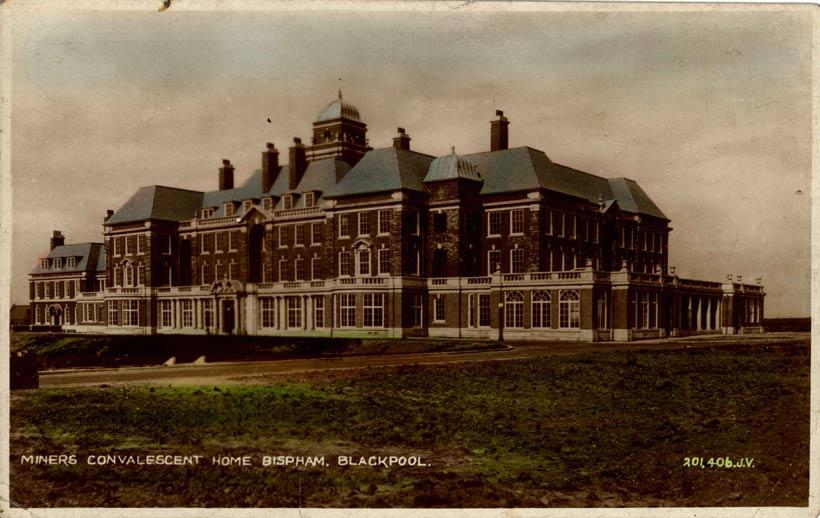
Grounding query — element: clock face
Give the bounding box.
[323,130,333,142]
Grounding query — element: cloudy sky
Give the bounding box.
[8,5,812,317]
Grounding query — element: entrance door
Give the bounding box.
[221,300,235,334]
[49,306,63,326]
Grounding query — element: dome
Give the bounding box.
[316,90,362,123]
[423,148,483,183]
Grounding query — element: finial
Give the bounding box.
[450,145,456,154]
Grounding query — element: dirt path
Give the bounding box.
[38,333,808,388]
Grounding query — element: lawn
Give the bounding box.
[10,338,809,507]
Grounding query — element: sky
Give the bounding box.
[7,6,812,317]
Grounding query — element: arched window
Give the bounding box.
[504,291,524,328]
[531,290,551,328]
[559,290,580,328]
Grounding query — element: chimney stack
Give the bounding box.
[262,142,280,193]
[50,230,65,251]
[105,209,114,222]
[219,159,235,190]
[289,137,307,190]
[393,127,411,151]
[490,109,509,152]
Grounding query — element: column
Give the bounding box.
[303,295,309,330]
[706,297,712,330]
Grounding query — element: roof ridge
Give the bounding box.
[150,185,205,194]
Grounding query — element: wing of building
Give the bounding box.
[28,96,765,340]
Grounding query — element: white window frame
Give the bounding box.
[313,296,324,328]
[202,208,214,219]
[311,223,322,245]
[378,210,391,235]
[488,249,501,275]
[338,214,351,238]
[531,290,551,328]
[378,248,390,276]
[358,212,370,237]
[295,257,305,281]
[559,290,581,329]
[363,293,384,328]
[304,192,315,207]
[260,297,275,328]
[505,291,524,328]
[311,257,321,280]
[160,300,172,328]
[510,209,524,235]
[487,211,502,237]
[339,293,356,328]
[357,248,370,276]
[224,203,235,217]
[433,295,446,323]
[510,248,525,274]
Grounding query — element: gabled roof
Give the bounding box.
[106,186,203,225]
[326,147,435,198]
[464,146,668,221]
[30,242,105,274]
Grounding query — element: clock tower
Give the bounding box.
[309,90,370,166]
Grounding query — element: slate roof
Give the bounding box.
[105,145,666,224]
[464,147,668,220]
[106,186,204,225]
[326,147,435,198]
[30,242,105,275]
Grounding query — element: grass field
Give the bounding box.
[10,337,809,508]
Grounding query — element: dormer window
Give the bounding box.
[224,203,235,217]
[202,208,214,219]
[54,258,63,269]
[243,199,253,211]
[283,194,294,210]
[66,257,76,269]
[40,259,48,270]
[263,197,273,211]
[304,192,315,208]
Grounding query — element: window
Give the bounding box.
[363,293,384,327]
[137,235,146,254]
[216,231,228,252]
[279,259,289,281]
[357,249,370,276]
[311,257,321,280]
[283,195,293,210]
[115,237,124,256]
[339,252,353,277]
[378,248,391,275]
[409,210,421,235]
[123,299,139,326]
[479,294,491,327]
[378,210,391,234]
[108,300,118,326]
[592,221,600,243]
[260,298,275,328]
[433,213,447,233]
[54,258,63,269]
[295,257,305,280]
[649,292,658,328]
[263,198,272,211]
[505,291,524,328]
[243,199,253,211]
[201,233,215,254]
[40,259,49,270]
[228,261,238,280]
[229,231,239,251]
[278,226,291,248]
[292,224,305,247]
[202,208,214,219]
[126,236,135,255]
[568,214,577,239]
[545,210,553,235]
[160,300,172,327]
[411,294,424,327]
[340,293,356,327]
[35,305,42,325]
[224,203,235,217]
[358,212,370,236]
[215,262,223,281]
[432,249,447,277]
[181,300,193,328]
[311,223,322,245]
[532,291,551,328]
[304,192,315,207]
[313,296,324,328]
[202,299,214,329]
[559,290,580,328]
[488,249,501,274]
[511,209,524,235]
[137,264,145,286]
[511,248,525,273]
[36,282,44,299]
[433,295,446,323]
[66,257,76,269]
[555,212,565,237]
[339,214,351,238]
[124,264,134,287]
[640,291,649,329]
[201,263,212,285]
[488,212,502,236]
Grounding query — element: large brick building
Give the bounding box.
[28,92,766,340]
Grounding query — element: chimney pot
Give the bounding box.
[50,230,65,251]
[293,137,302,145]
[397,127,405,135]
[393,127,411,151]
[496,109,504,117]
[266,142,275,150]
